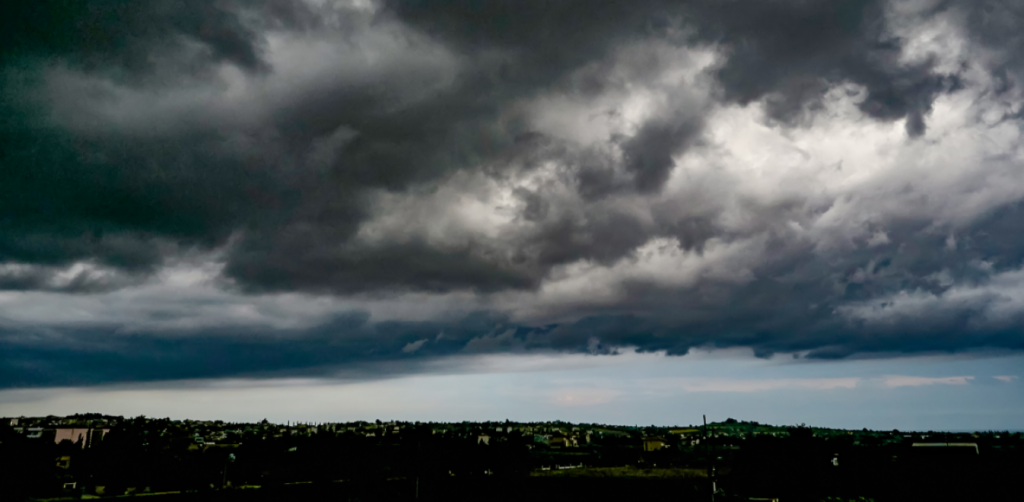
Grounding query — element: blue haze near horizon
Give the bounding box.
[2,350,1021,432]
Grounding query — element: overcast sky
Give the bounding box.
[1,0,1023,429]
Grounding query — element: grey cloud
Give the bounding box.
[226,237,540,294]
[6,234,1024,388]
[0,310,515,388]
[0,1,276,78]
[0,264,139,294]
[1,0,970,295]
[515,208,652,270]
[1,0,1024,384]
[692,0,959,136]
[401,338,428,354]
[620,106,706,193]
[0,0,686,295]
[462,329,520,354]
[955,0,1024,82]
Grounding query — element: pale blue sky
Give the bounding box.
[4,350,1021,431]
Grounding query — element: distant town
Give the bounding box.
[3,414,1020,501]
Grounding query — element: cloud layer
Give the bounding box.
[2,0,1024,386]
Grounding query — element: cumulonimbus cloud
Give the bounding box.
[2,0,1024,386]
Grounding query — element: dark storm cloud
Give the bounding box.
[0,263,137,293]
[0,0,968,292]
[0,1,278,76]
[1,0,1024,385]
[0,311,510,388]
[688,0,960,136]
[0,0,350,278]
[4,276,1023,388]
[226,238,540,294]
[0,0,671,294]
[954,0,1024,80]
[390,0,961,136]
[6,202,1024,386]
[0,119,310,272]
[620,109,706,193]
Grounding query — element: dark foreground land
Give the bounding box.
[3,415,1021,501]
[16,473,1020,502]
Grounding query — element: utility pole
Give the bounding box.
[223,453,235,489]
[704,415,714,502]
[415,439,421,500]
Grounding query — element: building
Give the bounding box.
[478,434,490,445]
[54,428,109,448]
[549,435,577,448]
[643,437,669,451]
[911,442,980,458]
[56,456,72,469]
